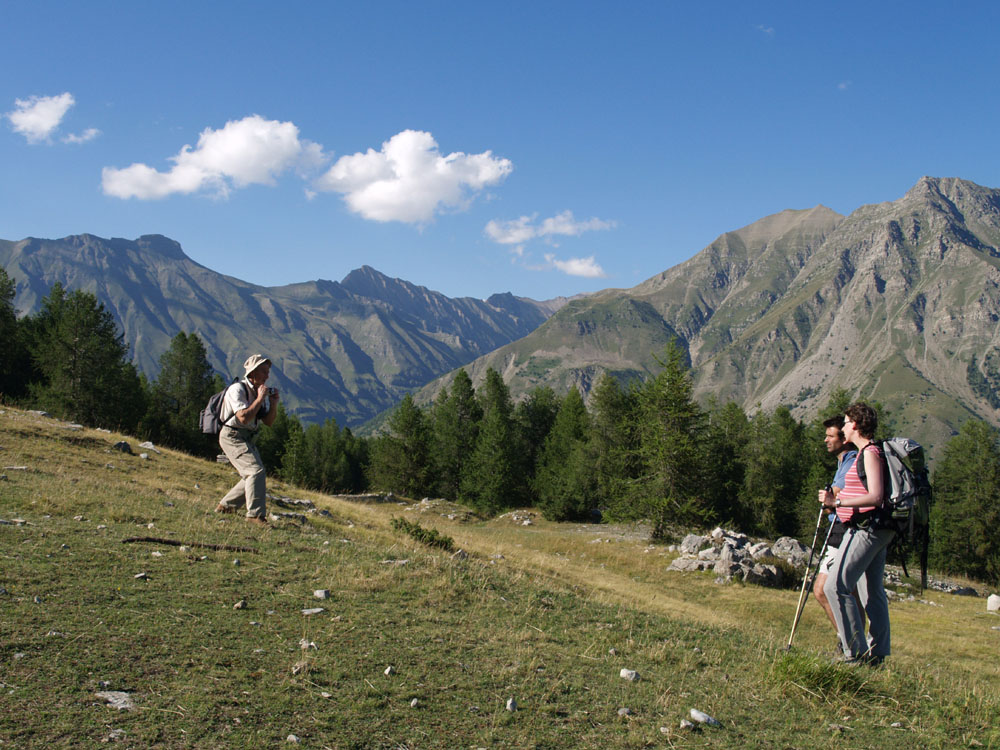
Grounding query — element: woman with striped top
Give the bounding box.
[819,402,894,665]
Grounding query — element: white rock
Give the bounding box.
[619,668,640,682]
[690,708,720,727]
[301,608,325,616]
[134,572,149,580]
[384,666,396,676]
[286,734,300,743]
[617,707,632,716]
[679,719,695,730]
[506,697,517,711]
[410,698,419,708]
[234,600,248,609]
[987,594,1000,613]
[96,691,135,711]
[314,589,330,599]
[299,639,317,650]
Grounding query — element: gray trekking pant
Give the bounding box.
[824,525,894,658]
[218,425,267,518]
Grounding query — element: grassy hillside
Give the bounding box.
[1,407,997,748]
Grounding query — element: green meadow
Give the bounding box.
[1,407,997,749]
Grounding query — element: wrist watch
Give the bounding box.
[835,498,842,507]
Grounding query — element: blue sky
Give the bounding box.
[3,1,999,301]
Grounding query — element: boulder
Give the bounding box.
[772,537,810,567]
[988,594,1000,613]
[680,534,707,555]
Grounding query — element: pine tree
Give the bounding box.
[513,385,560,504]
[368,394,433,498]
[27,283,146,431]
[702,399,749,527]
[431,370,481,500]
[141,332,218,455]
[534,387,596,520]
[631,341,708,537]
[739,406,808,537]
[0,268,30,400]
[589,373,639,513]
[930,420,1000,584]
[461,368,520,514]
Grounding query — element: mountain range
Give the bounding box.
[415,177,1000,457]
[4,176,999,456]
[0,234,566,425]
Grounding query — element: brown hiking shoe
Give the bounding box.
[214,504,237,514]
[245,516,269,526]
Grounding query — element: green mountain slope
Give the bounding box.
[416,178,1000,457]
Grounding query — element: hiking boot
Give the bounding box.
[246,516,269,526]
[214,504,237,514]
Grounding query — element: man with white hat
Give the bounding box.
[215,354,280,525]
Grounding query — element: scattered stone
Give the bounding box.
[134,572,149,580]
[314,589,330,599]
[233,559,241,566]
[987,594,1000,613]
[61,544,69,549]
[146,522,155,529]
[772,537,810,567]
[291,661,308,675]
[381,559,410,566]
[33,596,42,604]
[96,691,135,711]
[74,515,85,521]
[680,534,708,555]
[693,647,702,654]
[619,668,640,682]
[138,441,161,454]
[234,600,248,610]
[98,681,112,688]
[617,707,632,717]
[3,466,28,471]
[301,608,325,616]
[689,708,720,727]
[14,652,26,660]
[410,698,419,708]
[608,648,617,656]
[112,442,133,455]
[451,549,468,561]
[321,692,332,699]
[286,734,300,743]
[250,621,261,627]
[991,626,1000,631]
[679,719,695,730]
[103,728,127,742]
[139,453,150,460]
[891,722,904,728]
[384,666,396,676]
[97,524,107,530]
[506,697,517,712]
[299,639,317,650]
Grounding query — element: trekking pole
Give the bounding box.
[784,500,829,652]
[786,516,836,651]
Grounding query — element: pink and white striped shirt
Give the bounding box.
[835,443,882,524]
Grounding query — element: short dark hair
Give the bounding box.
[822,415,845,441]
[845,402,877,439]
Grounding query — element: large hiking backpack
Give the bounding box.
[857,437,932,589]
[199,380,246,435]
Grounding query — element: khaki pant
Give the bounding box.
[218,425,267,518]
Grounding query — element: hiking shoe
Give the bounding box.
[246,516,269,526]
[214,504,237,514]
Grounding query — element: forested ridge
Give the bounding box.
[1,267,997,586]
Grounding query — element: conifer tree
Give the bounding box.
[630,341,708,537]
[930,419,1000,584]
[431,370,481,500]
[589,373,639,511]
[368,394,433,498]
[739,406,808,537]
[27,283,146,431]
[461,368,520,514]
[141,332,218,455]
[702,399,749,527]
[0,267,30,400]
[513,385,560,503]
[534,387,596,520]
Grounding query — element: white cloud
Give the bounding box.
[102,115,326,200]
[544,253,607,278]
[838,81,852,91]
[756,24,775,36]
[485,210,616,245]
[6,92,75,143]
[314,129,512,223]
[63,127,101,144]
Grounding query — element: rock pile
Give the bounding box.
[667,527,808,587]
